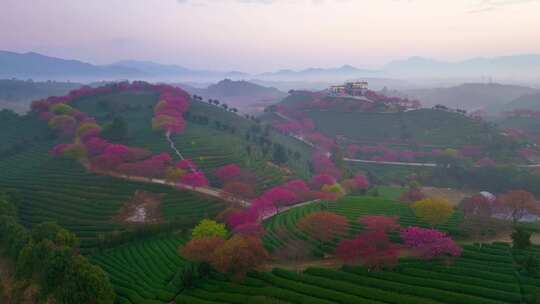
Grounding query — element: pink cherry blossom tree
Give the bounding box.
[400,226,462,260]
[214,164,242,182]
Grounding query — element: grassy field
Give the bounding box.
[263,196,463,256]
[350,161,433,184]
[366,185,406,200]
[173,243,540,304]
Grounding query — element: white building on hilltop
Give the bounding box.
[329,81,368,97]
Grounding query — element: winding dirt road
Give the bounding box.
[344,157,540,168]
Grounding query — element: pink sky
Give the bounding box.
[1,0,539,73]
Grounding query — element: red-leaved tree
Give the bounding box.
[310,174,336,189]
[180,237,225,264]
[210,235,269,280]
[232,222,266,238]
[461,194,501,245]
[226,208,259,228]
[354,174,370,190]
[261,187,299,211]
[222,181,256,200]
[298,211,349,245]
[359,215,400,232]
[214,164,242,182]
[335,231,399,270]
[497,190,540,223]
[179,171,209,188]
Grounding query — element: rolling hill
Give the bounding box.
[1,82,540,304]
[180,79,287,113]
[0,84,314,252]
[404,83,537,110]
[267,91,511,149]
[487,92,540,115]
[0,79,82,113]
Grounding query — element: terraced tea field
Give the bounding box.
[303,108,504,148]
[263,196,463,255]
[173,243,540,304]
[92,235,190,304]
[0,110,52,157]
[0,144,224,250]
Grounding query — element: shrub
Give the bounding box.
[411,197,454,226]
[191,219,227,239]
[511,226,532,249]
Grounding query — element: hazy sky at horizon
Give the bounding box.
[1,0,539,73]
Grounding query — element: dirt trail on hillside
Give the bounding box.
[460,232,540,245]
[344,157,540,168]
[262,199,320,221]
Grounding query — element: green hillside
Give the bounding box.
[487,92,540,114]
[0,109,54,157]
[0,79,81,113]
[496,116,540,134]
[0,89,314,251]
[72,91,313,186]
[3,87,540,304]
[0,143,224,251]
[263,91,518,153]
[303,108,505,148]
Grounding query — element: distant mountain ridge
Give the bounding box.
[0,50,143,80]
[109,60,248,80]
[2,50,540,85]
[0,51,247,82]
[256,64,382,82]
[384,54,540,79]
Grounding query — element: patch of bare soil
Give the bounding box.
[114,190,164,225]
[421,186,474,206]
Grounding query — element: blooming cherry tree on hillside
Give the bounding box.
[400,226,462,260]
